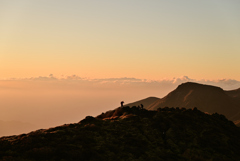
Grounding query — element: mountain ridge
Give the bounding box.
[147,82,240,122]
[1,106,240,160]
[125,96,160,109]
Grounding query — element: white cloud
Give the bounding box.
[197,79,240,90]
[1,75,240,91]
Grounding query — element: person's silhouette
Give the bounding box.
[121,101,124,107]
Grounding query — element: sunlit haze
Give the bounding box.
[0,1,240,136]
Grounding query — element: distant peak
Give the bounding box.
[177,82,223,91]
[179,82,204,86]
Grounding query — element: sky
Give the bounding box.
[1,0,240,80]
[0,1,240,136]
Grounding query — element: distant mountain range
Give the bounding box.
[130,82,240,126]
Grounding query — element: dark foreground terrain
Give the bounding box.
[1,106,240,161]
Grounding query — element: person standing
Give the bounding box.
[121,101,124,107]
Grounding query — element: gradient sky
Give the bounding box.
[1,0,240,80]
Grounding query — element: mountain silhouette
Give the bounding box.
[226,88,240,98]
[147,82,240,122]
[125,96,160,109]
[1,106,240,160]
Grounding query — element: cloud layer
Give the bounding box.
[2,75,240,90]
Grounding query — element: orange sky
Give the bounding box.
[1,1,240,80]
